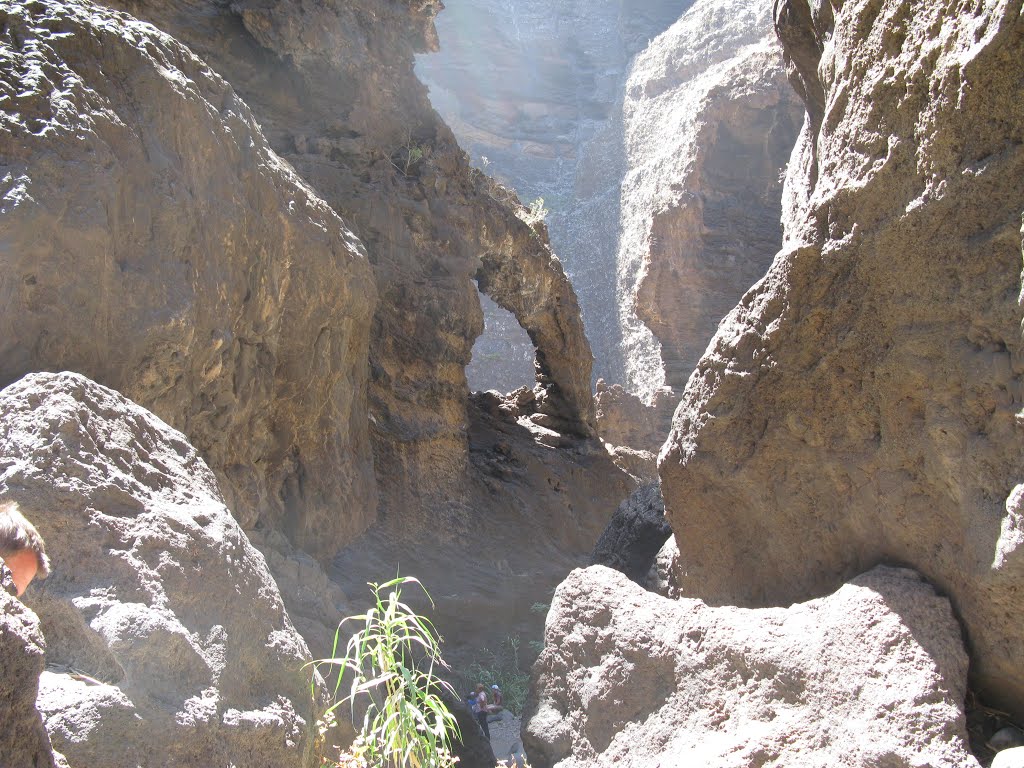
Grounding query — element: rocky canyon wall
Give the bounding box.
[0,0,601,566]
[660,0,1024,718]
[618,0,804,400]
[417,0,689,389]
[0,0,378,556]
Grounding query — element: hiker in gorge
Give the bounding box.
[487,684,504,722]
[474,683,491,738]
[0,500,50,597]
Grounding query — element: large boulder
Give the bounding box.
[659,0,1024,717]
[524,565,978,768]
[0,0,377,556]
[0,372,318,767]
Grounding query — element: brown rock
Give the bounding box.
[105,0,597,545]
[0,0,377,556]
[524,565,978,768]
[660,0,1024,718]
[0,372,318,767]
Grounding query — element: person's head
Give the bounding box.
[491,685,500,692]
[0,500,50,597]
[475,683,485,693]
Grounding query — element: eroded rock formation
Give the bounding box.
[417,0,689,387]
[101,0,597,532]
[0,0,378,555]
[618,0,804,400]
[660,0,1024,717]
[524,565,978,768]
[0,372,318,767]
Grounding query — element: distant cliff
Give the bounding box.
[418,0,689,389]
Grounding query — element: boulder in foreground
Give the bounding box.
[0,372,318,768]
[524,565,977,768]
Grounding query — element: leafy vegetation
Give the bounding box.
[311,576,460,768]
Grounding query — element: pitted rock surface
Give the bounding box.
[524,565,977,768]
[0,372,317,767]
[659,0,1024,717]
[0,0,377,556]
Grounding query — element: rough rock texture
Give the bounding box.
[590,483,671,585]
[0,567,62,768]
[417,0,690,387]
[0,372,317,767]
[659,0,1024,717]
[524,565,978,768]
[0,0,378,555]
[618,0,804,400]
[97,0,597,548]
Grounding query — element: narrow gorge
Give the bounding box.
[0,0,1021,766]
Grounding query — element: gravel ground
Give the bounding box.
[487,710,525,766]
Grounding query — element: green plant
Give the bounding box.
[520,197,549,226]
[311,576,460,768]
[464,635,532,715]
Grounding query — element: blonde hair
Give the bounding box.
[0,500,50,578]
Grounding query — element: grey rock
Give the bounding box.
[659,0,1024,719]
[417,0,690,388]
[0,566,61,768]
[590,483,671,585]
[524,565,978,768]
[0,372,318,767]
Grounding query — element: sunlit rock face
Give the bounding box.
[661,0,1024,719]
[1,372,317,767]
[417,0,690,389]
[618,0,804,400]
[524,565,977,768]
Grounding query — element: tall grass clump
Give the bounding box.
[311,576,460,768]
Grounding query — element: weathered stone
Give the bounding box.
[0,372,317,767]
[618,0,804,399]
[659,0,1024,718]
[330,392,632,672]
[594,381,677,480]
[106,0,598,548]
[524,565,978,768]
[0,566,61,768]
[590,483,671,586]
[0,0,377,556]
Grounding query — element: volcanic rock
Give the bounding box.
[0,567,63,768]
[0,0,377,556]
[590,483,671,586]
[0,372,318,767]
[524,565,978,768]
[659,0,1024,717]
